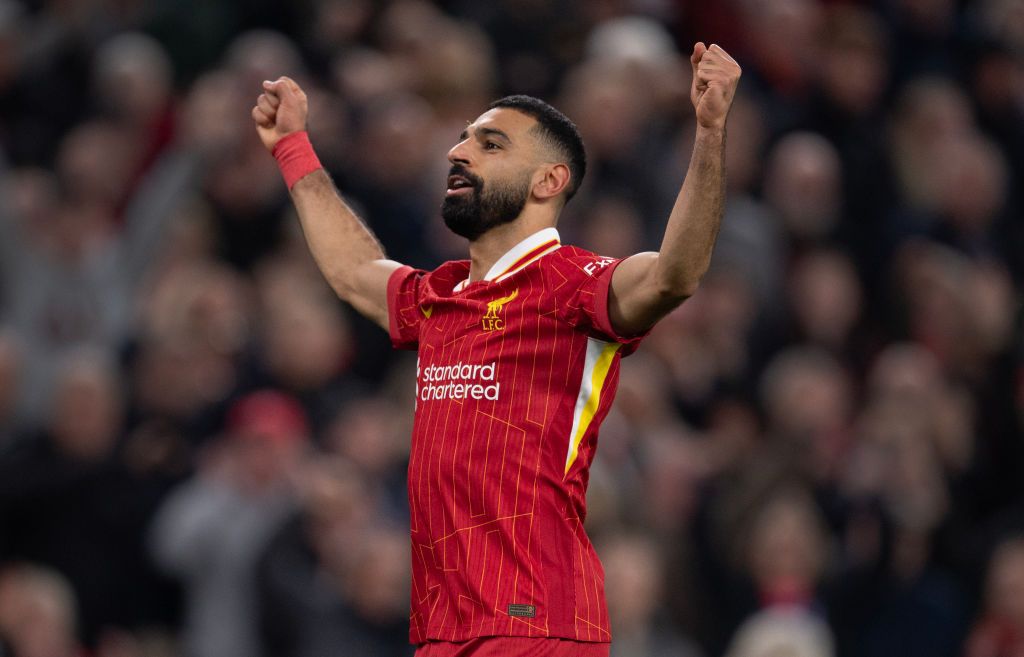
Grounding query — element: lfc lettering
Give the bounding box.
[481,289,518,332]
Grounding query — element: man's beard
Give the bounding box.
[441,166,531,241]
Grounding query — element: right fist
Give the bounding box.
[252,76,308,152]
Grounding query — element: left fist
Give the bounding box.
[690,43,741,131]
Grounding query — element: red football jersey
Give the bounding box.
[386,228,645,645]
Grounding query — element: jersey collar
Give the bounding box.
[455,227,561,291]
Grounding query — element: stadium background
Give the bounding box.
[0,0,1022,656]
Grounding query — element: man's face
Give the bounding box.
[441,108,540,241]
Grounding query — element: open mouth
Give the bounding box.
[446,174,475,196]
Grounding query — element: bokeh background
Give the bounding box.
[0,1,1022,656]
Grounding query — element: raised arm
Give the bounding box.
[607,43,741,335]
[252,77,402,330]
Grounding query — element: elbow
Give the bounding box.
[676,278,702,300]
[650,255,703,306]
[331,281,354,304]
[653,279,697,309]
[657,270,702,303]
[325,271,357,304]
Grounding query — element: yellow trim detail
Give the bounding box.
[493,242,560,282]
[564,342,621,475]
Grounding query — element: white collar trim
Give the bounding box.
[455,227,561,291]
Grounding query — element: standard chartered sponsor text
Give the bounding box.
[418,361,500,401]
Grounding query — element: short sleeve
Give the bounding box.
[386,265,426,350]
[552,252,648,356]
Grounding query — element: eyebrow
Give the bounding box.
[459,126,513,143]
[479,127,511,143]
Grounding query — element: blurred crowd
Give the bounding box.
[0,1,1022,657]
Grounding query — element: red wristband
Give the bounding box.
[272,131,322,189]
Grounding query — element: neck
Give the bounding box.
[467,208,556,281]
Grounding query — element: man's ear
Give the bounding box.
[532,163,571,201]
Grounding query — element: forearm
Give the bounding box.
[608,43,738,335]
[654,126,726,297]
[285,167,402,331]
[289,169,386,299]
[255,81,398,328]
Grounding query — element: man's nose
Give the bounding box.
[447,140,471,166]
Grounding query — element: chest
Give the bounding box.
[411,280,585,406]
[417,282,560,347]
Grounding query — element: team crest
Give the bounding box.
[482,289,518,332]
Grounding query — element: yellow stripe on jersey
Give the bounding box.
[564,339,621,476]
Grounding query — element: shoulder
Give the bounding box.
[548,245,619,279]
[427,259,471,282]
[401,259,471,293]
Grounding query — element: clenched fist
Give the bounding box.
[252,76,309,152]
[690,43,741,131]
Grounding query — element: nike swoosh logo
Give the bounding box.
[420,305,433,319]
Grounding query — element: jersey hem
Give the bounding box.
[412,623,611,646]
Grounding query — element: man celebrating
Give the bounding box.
[253,42,740,657]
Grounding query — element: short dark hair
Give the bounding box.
[488,95,587,202]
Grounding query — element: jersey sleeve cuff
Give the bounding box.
[592,259,649,352]
[386,265,418,349]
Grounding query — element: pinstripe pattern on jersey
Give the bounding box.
[387,234,644,646]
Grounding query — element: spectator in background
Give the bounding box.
[704,483,832,651]
[131,259,254,433]
[967,537,1024,657]
[724,607,835,657]
[887,77,975,240]
[0,349,174,646]
[331,527,415,657]
[639,269,761,425]
[930,133,1009,260]
[785,249,867,363]
[808,4,893,277]
[0,564,82,657]
[322,395,410,519]
[759,347,854,485]
[256,268,356,434]
[0,330,23,450]
[827,343,970,657]
[735,0,821,126]
[337,92,441,269]
[257,457,413,657]
[91,32,178,211]
[763,131,844,252]
[600,533,703,657]
[150,390,308,657]
[0,123,200,424]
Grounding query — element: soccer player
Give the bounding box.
[252,42,741,657]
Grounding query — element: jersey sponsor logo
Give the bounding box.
[420,304,433,319]
[481,289,518,332]
[583,258,614,276]
[417,361,501,401]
